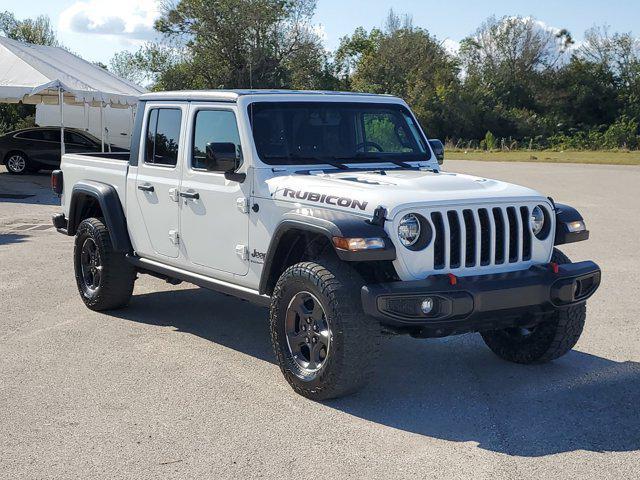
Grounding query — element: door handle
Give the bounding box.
[137,184,154,192]
[179,191,200,200]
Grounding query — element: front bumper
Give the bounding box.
[362,261,601,335]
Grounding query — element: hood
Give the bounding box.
[264,168,547,218]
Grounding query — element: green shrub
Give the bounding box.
[484,131,496,150]
[603,117,639,149]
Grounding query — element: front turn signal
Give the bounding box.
[332,237,385,251]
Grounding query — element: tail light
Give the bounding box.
[51,170,63,195]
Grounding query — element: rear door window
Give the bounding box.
[17,130,45,140]
[145,108,182,167]
[41,130,60,142]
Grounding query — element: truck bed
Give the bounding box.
[60,153,130,217]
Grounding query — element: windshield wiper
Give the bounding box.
[262,154,350,170]
[335,153,414,169]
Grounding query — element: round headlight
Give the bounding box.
[530,206,545,236]
[398,214,421,247]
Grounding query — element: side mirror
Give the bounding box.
[205,142,246,182]
[429,139,444,165]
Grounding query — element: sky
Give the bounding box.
[1,0,639,66]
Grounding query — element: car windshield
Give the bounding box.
[248,102,430,166]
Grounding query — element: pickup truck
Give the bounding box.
[51,90,601,400]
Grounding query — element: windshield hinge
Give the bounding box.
[366,206,388,226]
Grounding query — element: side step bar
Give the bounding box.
[127,255,271,307]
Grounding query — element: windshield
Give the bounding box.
[248,102,430,166]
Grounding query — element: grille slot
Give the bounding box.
[492,208,506,264]
[463,209,476,267]
[507,207,519,263]
[478,208,491,265]
[447,211,461,269]
[426,204,535,271]
[520,206,532,261]
[431,212,445,270]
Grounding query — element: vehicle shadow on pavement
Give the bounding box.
[0,170,60,206]
[113,287,640,458]
[330,336,640,457]
[112,287,275,363]
[0,233,28,246]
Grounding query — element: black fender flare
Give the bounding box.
[258,210,396,295]
[67,180,132,253]
[554,203,589,245]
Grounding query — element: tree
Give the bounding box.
[579,26,640,120]
[103,7,639,149]
[459,16,572,109]
[543,57,620,129]
[113,0,331,90]
[0,11,58,46]
[336,11,462,139]
[110,43,184,89]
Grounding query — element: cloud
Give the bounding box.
[442,38,461,55]
[59,0,160,41]
[313,23,328,42]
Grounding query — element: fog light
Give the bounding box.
[420,298,434,314]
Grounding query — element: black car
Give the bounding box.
[0,127,128,174]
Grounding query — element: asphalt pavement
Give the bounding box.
[0,161,639,479]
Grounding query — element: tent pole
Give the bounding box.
[59,88,65,156]
[100,101,105,153]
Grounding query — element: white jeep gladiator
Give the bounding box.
[51,90,601,400]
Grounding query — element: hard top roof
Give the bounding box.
[140,89,398,103]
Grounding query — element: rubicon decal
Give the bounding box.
[282,188,368,211]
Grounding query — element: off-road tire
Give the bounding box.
[74,217,135,311]
[481,248,586,364]
[270,259,380,400]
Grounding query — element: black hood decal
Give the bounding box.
[282,188,368,211]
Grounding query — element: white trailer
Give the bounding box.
[36,103,134,150]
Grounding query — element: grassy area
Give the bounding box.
[445,149,640,166]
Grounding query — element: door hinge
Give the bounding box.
[236,197,250,214]
[169,230,180,245]
[235,244,248,260]
[168,188,179,202]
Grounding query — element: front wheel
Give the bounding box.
[269,260,379,400]
[74,217,136,311]
[481,248,586,364]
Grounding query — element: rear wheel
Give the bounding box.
[5,152,28,175]
[74,217,136,311]
[270,259,380,400]
[481,248,586,364]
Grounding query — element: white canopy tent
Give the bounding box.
[0,36,146,153]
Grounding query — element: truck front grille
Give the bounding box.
[430,205,533,271]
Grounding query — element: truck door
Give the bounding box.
[134,104,185,258]
[179,105,249,275]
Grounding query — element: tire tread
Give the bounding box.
[270,259,379,400]
[74,217,135,311]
